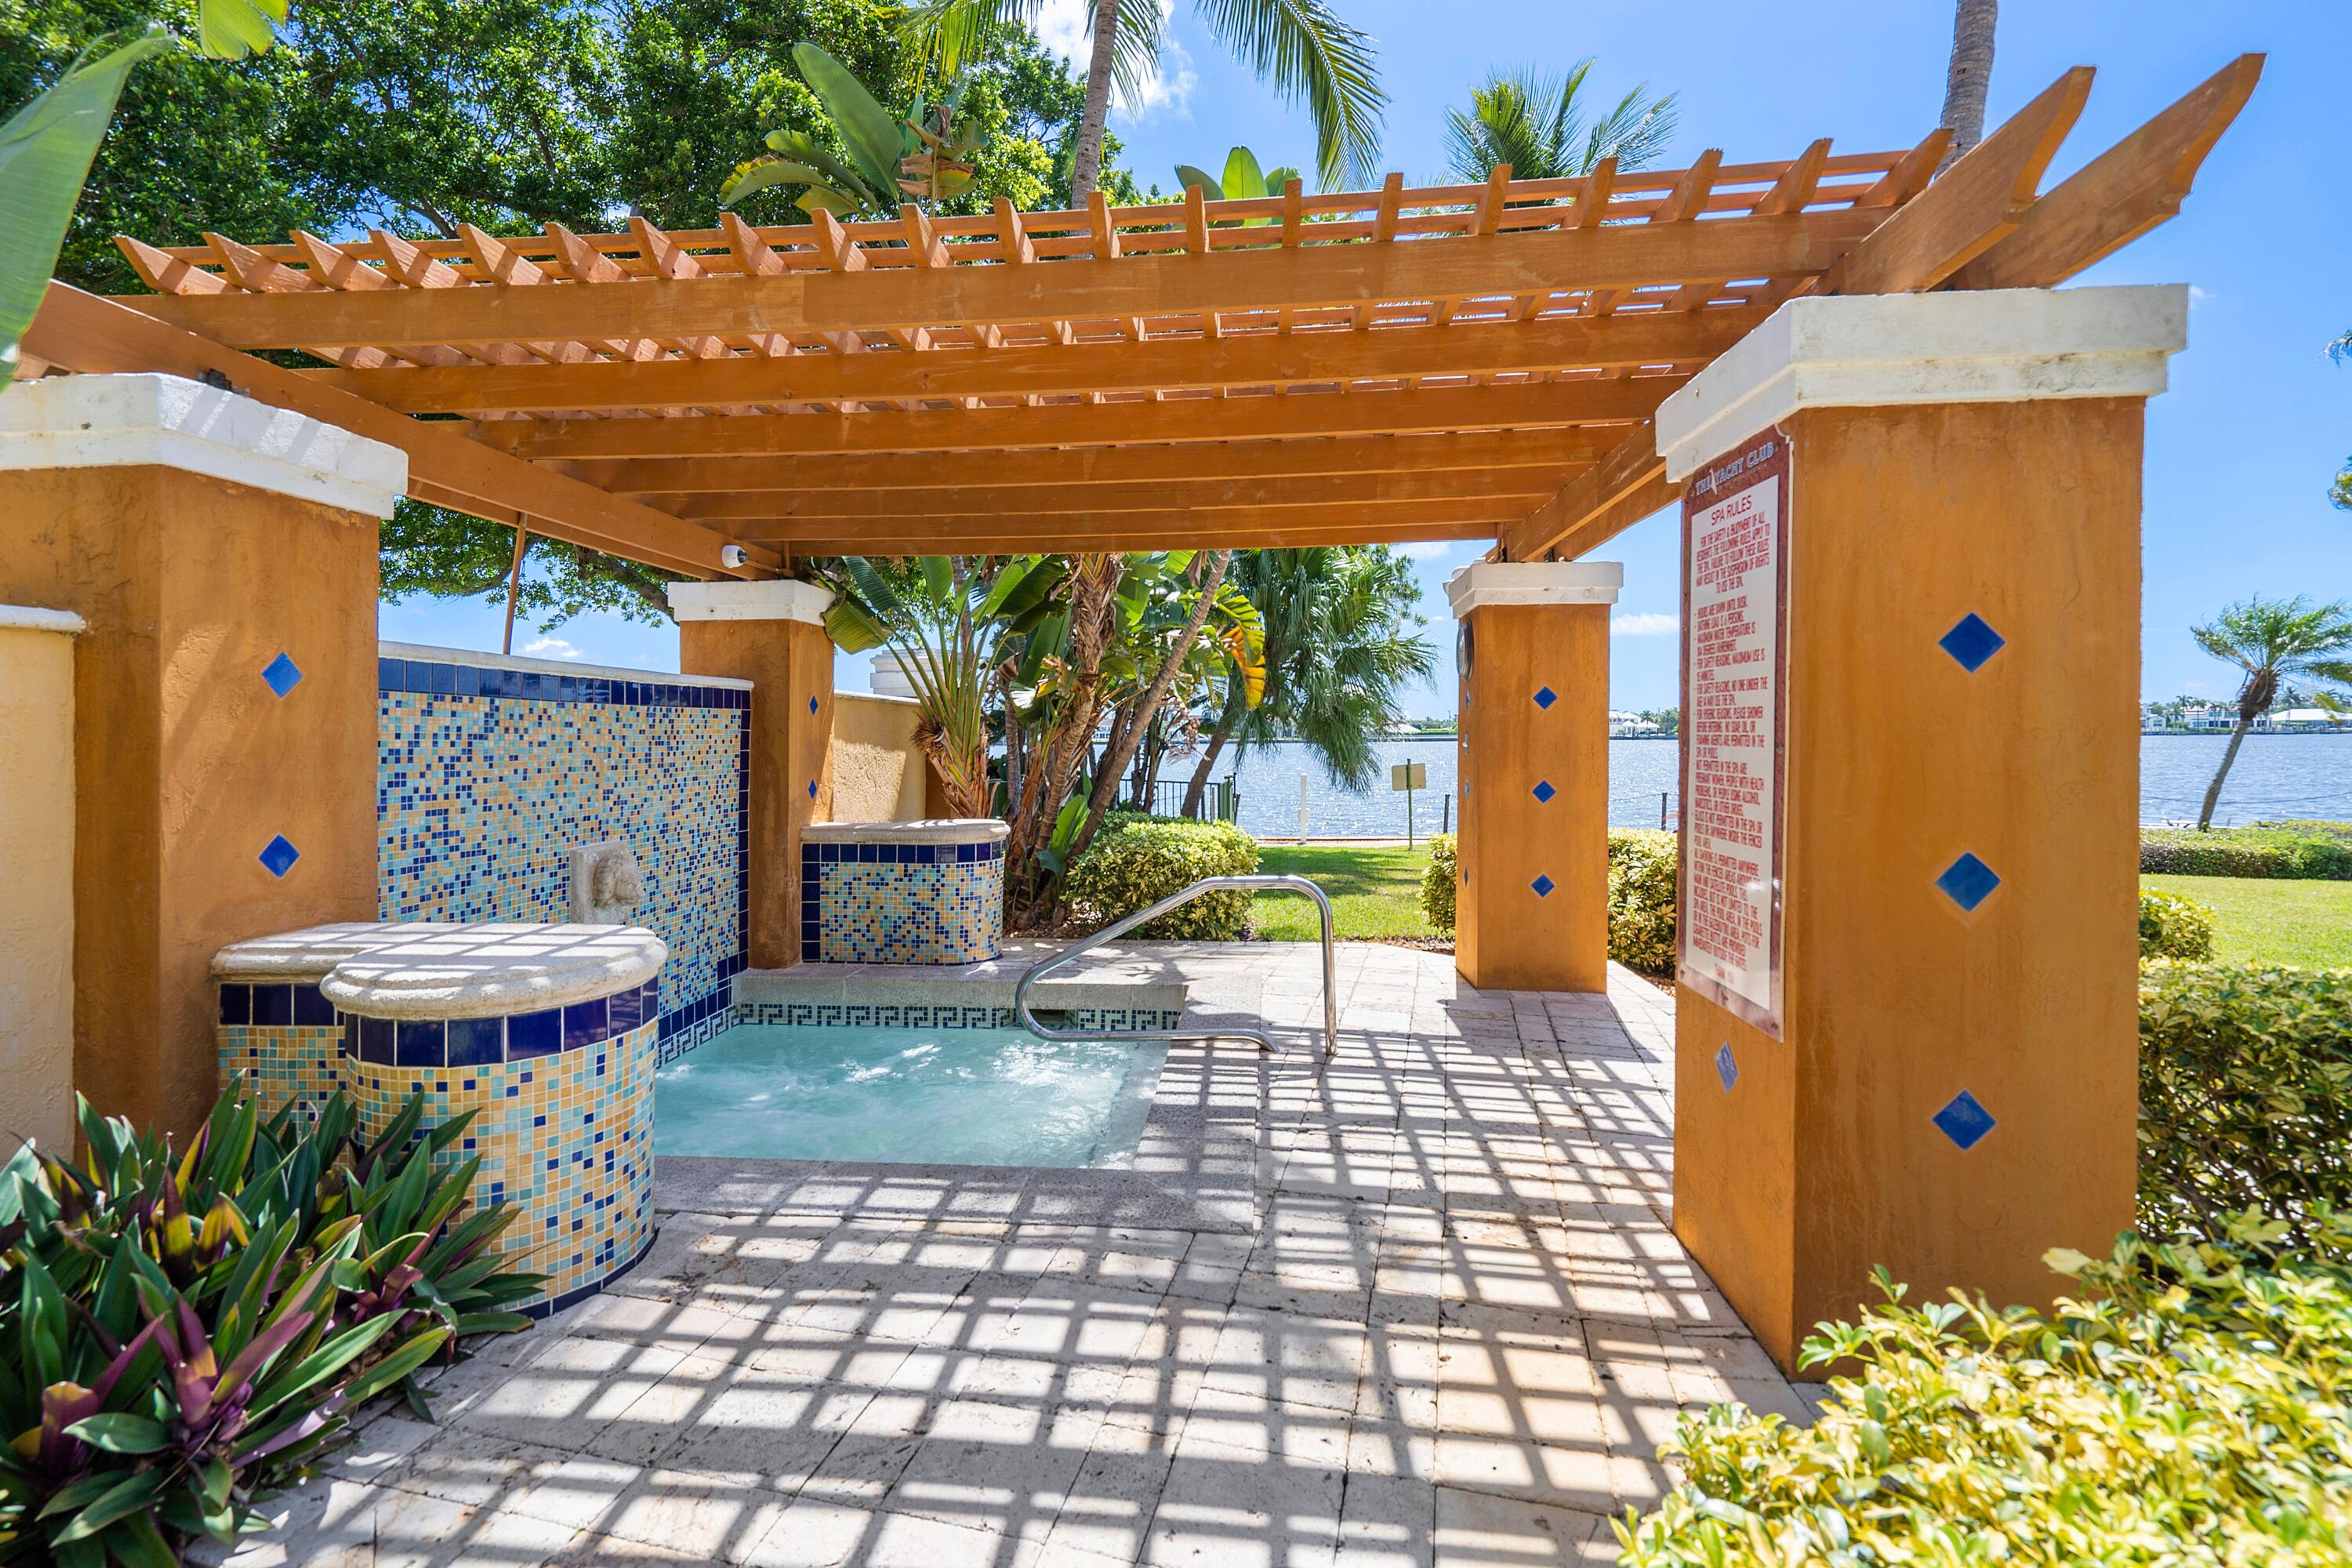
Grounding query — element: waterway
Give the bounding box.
[1220,732,2352,839]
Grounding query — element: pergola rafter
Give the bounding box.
[13,54,2260,567]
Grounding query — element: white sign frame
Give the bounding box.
[1676,426,1791,1037]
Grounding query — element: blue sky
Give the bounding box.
[382,0,2351,717]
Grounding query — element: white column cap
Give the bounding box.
[0,372,407,517]
[1657,285,2190,481]
[0,605,85,634]
[1445,561,1622,618]
[667,578,833,625]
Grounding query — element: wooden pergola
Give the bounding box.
[19,56,2257,579]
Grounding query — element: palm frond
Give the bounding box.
[1192,0,1386,189]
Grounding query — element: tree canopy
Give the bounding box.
[2,0,1138,626]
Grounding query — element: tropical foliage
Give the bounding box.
[1606,829,1678,975]
[1418,832,1457,932]
[898,0,1385,195]
[1617,1213,2352,1566]
[1442,60,1675,183]
[1064,817,1260,939]
[2137,887,2217,959]
[818,554,1067,820]
[2188,595,2352,828]
[1179,546,1432,814]
[2138,960,2352,1244]
[0,1084,537,1563]
[720,40,982,216]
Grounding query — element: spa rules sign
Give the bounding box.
[1678,427,1790,1036]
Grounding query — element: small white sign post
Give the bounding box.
[1392,760,1427,846]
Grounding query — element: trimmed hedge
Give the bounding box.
[1065,818,1260,938]
[2137,887,2216,959]
[1420,833,1457,931]
[1607,829,1678,976]
[1617,1214,2352,1566]
[2138,960,2352,1244]
[1416,830,1678,975]
[2140,818,2352,880]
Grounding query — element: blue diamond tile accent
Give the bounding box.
[808,695,818,714]
[258,834,300,878]
[1938,612,2006,672]
[1532,685,1557,710]
[1531,873,1555,898]
[1531,779,1556,804]
[260,652,303,697]
[1932,1090,1997,1151]
[806,779,818,799]
[1715,1042,1738,1091]
[1935,852,2002,912]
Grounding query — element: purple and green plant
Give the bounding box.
[0,1081,539,1565]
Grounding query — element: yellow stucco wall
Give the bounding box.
[0,618,79,1156]
[828,693,930,823]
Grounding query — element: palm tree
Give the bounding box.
[1938,0,1998,171]
[1180,546,1432,815]
[1442,61,1675,184]
[2189,596,2352,829]
[899,0,1385,198]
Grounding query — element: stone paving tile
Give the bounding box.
[227,951,1798,1568]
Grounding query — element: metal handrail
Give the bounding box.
[1012,874,1338,1058]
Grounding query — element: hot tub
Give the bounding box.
[800,818,1007,964]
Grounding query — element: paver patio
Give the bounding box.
[215,945,1811,1567]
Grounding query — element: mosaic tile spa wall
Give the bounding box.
[377,644,747,1040]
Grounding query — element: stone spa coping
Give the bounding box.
[801,817,1011,846]
[215,921,666,1019]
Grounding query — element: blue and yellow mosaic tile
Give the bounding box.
[351,1013,658,1308]
[799,839,1004,964]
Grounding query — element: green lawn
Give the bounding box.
[2143,874,2352,969]
[1251,844,1437,940]
[1245,846,2352,967]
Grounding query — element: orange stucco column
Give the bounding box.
[670,579,836,969]
[1448,561,1621,994]
[1656,285,2189,1370]
[0,373,402,1139]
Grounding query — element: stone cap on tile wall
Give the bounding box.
[0,373,406,517]
[380,641,752,691]
[803,818,1011,845]
[212,922,466,983]
[319,924,666,1019]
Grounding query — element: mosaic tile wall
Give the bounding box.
[800,838,1004,964]
[378,648,747,1037]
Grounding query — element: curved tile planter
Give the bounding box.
[213,921,667,1312]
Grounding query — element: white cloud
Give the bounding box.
[1611,612,1679,637]
[2188,285,2216,308]
[1030,0,1195,122]
[1396,541,1456,561]
[521,636,585,660]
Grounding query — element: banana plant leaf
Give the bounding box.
[791,42,908,201]
[822,598,889,654]
[0,26,173,374]
[194,0,288,60]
